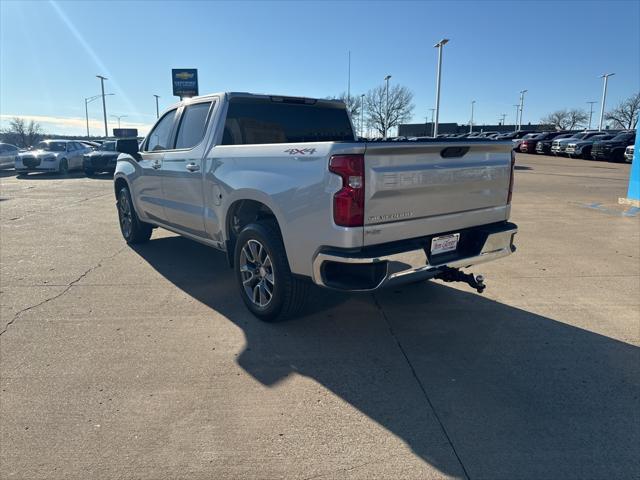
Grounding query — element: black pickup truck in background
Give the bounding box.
[591,131,636,162]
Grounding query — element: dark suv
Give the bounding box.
[535,132,575,155]
[520,131,567,154]
[591,132,636,162]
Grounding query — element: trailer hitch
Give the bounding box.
[435,267,486,293]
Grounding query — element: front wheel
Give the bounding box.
[234,220,308,322]
[116,185,152,244]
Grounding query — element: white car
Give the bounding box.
[625,145,635,163]
[15,140,91,174]
[0,143,19,169]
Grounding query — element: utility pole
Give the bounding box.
[469,100,476,133]
[96,75,108,137]
[84,93,114,138]
[347,51,351,108]
[433,38,449,137]
[598,73,615,131]
[360,94,365,138]
[586,101,597,130]
[153,94,160,119]
[384,74,392,139]
[429,108,435,136]
[513,104,520,130]
[518,89,528,130]
[499,113,506,126]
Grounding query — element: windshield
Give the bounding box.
[101,142,116,151]
[35,141,66,152]
[571,133,588,140]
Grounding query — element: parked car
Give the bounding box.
[513,133,540,151]
[519,131,566,154]
[624,144,634,163]
[551,132,609,156]
[0,142,19,169]
[80,140,101,148]
[566,134,615,159]
[591,132,636,162]
[113,92,518,321]
[499,130,536,140]
[536,133,574,155]
[15,140,91,174]
[83,140,119,175]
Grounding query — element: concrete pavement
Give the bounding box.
[1,155,638,479]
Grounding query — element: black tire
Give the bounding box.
[234,220,308,322]
[116,185,152,244]
[59,158,68,175]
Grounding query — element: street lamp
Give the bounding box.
[384,74,392,139]
[96,75,108,137]
[360,94,365,138]
[513,104,520,130]
[500,113,506,126]
[586,101,597,130]
[469,100,476,134]
[598,73,615,131]
[433,38,449,137]
[84,93,114,138]
[518,89,528,130]
[153,95,160,119]
[110,115,128,129]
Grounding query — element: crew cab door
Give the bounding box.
[160,100,215,238]
[136,108,179,223]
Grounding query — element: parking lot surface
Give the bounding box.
[1,155,639,479]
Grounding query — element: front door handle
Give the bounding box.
[186,163,200,172]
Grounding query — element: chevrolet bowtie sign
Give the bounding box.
[172,69,199,98]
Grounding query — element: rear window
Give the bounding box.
[222,97,354,145]
[175,101,212,149]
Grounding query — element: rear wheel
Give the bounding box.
[117,185,152,244]
[234,220,308,322]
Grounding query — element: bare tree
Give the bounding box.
[0,117,44,148]
[540,110,571,130]
[567,109,589,130]
[327,92,362,118]
[364,84,414,138]
[605,93,640,129]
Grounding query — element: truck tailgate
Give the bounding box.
[363,141,512,245]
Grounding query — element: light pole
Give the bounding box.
[429,108,435,136]
[586,101,597,130]
[513,104,520,130]
[384,75,392,138]
[110,115,127,129]
[499,113,506,126]
[84,93,114,138]
[518,89,528,130]
[469,100,476,133]
[360,94,365,138]
[598,73,615,131]
[153,95,160,119]
[433,38,449,137]
[96,75,108,137]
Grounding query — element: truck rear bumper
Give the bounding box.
[312,222,517,291]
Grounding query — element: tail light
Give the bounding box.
[507,150,516,204]
[328,154,365,227]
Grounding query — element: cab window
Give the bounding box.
[145,109,178,152]
[175,102,213,149]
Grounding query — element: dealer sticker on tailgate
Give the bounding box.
[430,233,460,255]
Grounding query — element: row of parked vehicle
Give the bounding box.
[0,139,120,175]
[517,129,636,163]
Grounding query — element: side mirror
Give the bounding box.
[116,138,140,157]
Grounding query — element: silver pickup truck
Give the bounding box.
[114,92,518,321]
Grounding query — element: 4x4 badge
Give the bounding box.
[284,148,316,155]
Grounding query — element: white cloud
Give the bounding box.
[0,114,152,136]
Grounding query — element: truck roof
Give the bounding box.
[166,92,345,111]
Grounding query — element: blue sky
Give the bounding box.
[1,0,638,135]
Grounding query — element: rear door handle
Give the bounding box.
[186,163,200,172]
